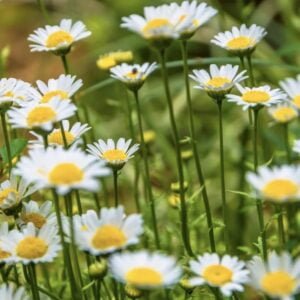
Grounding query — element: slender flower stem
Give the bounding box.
[113,169,119,207]
[60,121,68,148]
[30,263,41,300]
[42,134,48,149]
[36,0,50,22]
[133,90,160,249]
[283,123,291,163]
[180,41,216,252]
[276,205,285,248]
[252,108,267,260]
[158,49,194,257]
[61,55,69,74]
[1,111,12,173]
[246,54,255,86]
[216,100,229,252]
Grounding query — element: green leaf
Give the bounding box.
[0,138,27,163]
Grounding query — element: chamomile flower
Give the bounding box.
[30,74,83,103]
[110,62,157,91]
[174,1,217,39]
[28,19,91,55]
[14,147,110,195]
[17,200,56,229]
[280,75,300,109]
[2,222,61,264]
[97,51,133,70]
[0,174,37,214]
[0,284,29,300]
[0,223,13,262]
[87,138,139,170]
[246,165,300,203]
[189,253,249,296]
[109,251,182,289]
[7,98,77,132]
[29,120,90,149]
[73,206,143,255]
[227,84,286,110]
[248,252,300,299]
[268,102,298,123]
[211,24,267,55]
[190,64,247,98]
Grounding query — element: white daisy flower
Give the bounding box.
[109,250,182,289]
[17,200,56,229]
[0,174,37,214]
[72,206,143,255]
[2,222,61,264]
[190,64,247,98]
[189,253,249,296]
[211,24,267,54]
[227,84,286,110]
[174,1,217,38]
[29,74,83,103]
[248,251,300,299]
[0,78,35,106]
[268,102,298,123]
[14,147,110,195]
[280,75,300,109]
[29,120,90,149]
[0,223,13,262]
[110,62,157,91]
[28,19,91,55]
[7,98,77,132]
[0,284,29,300]
[87,138,139,169]
[246,165,300,203]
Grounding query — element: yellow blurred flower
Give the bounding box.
[96,51,133,70]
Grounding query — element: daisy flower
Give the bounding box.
[110,62,157,91]
[280,75,300,109]
[2,222,61,264]
[14,147,110,195]
[72,206,143,255]
[96,50,133,70]
[248,252,300,299]
[28,19,91,55]
[17,200,56,229]
[246,165,300,203]
[29,120,90,148]
[190,64,247,98]
[174,1,217,39]
[109,250,182,289]
[0,284,29,300]
[0,223,13,262]
[7,98,77,132]
[189,253,249,296]
[211,24,267,55]
[0,174,37,214]
[87,138,139,170]
[29,74,83,103]
[227,84,286,110]
[268,102,298,123]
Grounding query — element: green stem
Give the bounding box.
[283,123,291,163]
[158,49,194,257]
[246,54,255,86]
[29,263,41,300]
[1,112,12,173]
[217,100,229,252]
[60,121,68,148]
[133,90,160,249]
[113,169,119,207]
[61,55,69,74]
[252,108,267,260]
[36,0,50,22]
[42,134,48,149]
[276,205,285,248]
[180,41,216,252]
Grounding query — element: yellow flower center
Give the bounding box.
[16,236,48,259]
[242,91,270,103]
[27,106,57,127]
[262,179,298,201]
[48,163,84,185]
[97,56,117,70]
[22,213,46,229]
[102,149,127,162]
[202,265,233,286]
[0,248,11,259]
[142,18,171,37]
[206,77,231,88]
[91,225,126,250]
[46,30,74,48]
[227,36,254,50]
[125,267,163,286]
[272,107,297,123]
[81,225,88,231]
[0,188,18,204]
[48,130,75,146]
[292,95,300,109]
[261,271,296,296]
[40,90,69,103]
[4,91,14,98]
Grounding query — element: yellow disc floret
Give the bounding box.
[22,213,46,229]
[48,130,75,146]
[48,163,84,185]
[206,77,231,88]
[227,37,254,50]
[292,95,300,109]
[46,31,74,48]
[40,90,69,103]
[271,107,297,123]
[126,267,163,286]
[262,179,298,201]
[16,236,48,259]
[102,149,127,162]
[0,188,18,204]
[143,19,171,37]
[242,91,270,103]
[203,265,233,286]
[27,106,57,127]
